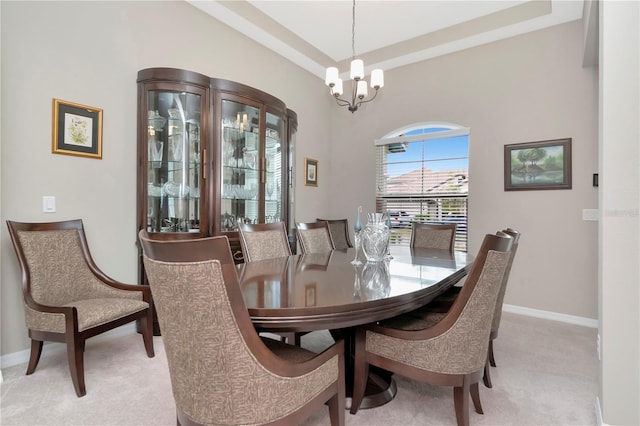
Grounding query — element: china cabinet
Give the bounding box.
[137,68,297,284]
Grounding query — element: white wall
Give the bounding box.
[599,1,640,424]
[326,21,599,320]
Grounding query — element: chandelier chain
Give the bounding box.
[351,0,356,60]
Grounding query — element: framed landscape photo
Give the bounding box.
[304,157,318,186]
[504,138,572,191]
[52,98,103,159]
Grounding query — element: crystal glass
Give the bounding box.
[361,213,391,262]
[361,260,391,300]
[351,206,363,265]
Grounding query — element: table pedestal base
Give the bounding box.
[345,372,397,410]
[332,328,397,410]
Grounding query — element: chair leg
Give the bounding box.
[470,382,484,414]
[141,312,155,357]
[327,390,345,426]
[26,339,43,375]
[67,336,86,397]
[483,358,493,388]
[349,331,369,415]
[488,339,496,367]
[453,381,470,426]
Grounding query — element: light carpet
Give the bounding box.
[1,312,597,425]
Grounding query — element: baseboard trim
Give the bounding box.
[0,324,138,370]
[503,304,598,328]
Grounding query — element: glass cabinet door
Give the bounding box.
[220,99,260,231]
[265,111,285,223]
[146,90,203,233]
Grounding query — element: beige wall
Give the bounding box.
[0,3,597,352]
[0,0,332,356]
[325,21,598,320]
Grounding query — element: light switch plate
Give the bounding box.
[42,196,56,213]
[582,209,599,221]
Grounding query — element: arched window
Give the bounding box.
[375,122,469,251]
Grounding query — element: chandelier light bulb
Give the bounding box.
[350,59,364,80]
[371,69,384,89]
[332,78,344,97]
[356,81,368,99]
[325,67,339,87]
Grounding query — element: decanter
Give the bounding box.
[361,213,390,262]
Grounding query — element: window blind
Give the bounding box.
[375,127,469,251]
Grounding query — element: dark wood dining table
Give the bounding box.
[237,246,474,409]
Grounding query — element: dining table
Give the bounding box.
[237,245,474,409]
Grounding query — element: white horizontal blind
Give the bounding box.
[375,126,469,251]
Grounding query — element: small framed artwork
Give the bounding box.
[52,98,103,159]
[504,138,572,191]
[305,283,317,307]
[304,158,318,186]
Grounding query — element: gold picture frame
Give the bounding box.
[52,98,103,159]
[304,158,318,186]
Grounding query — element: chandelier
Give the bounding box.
[324,0,384,113]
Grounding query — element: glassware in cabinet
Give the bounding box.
[220,100,260,231]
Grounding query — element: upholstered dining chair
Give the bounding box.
[138,232,345,426]
[349,232,513,426]
[296,221,335,254]
[415,228,521,388]
[6,219,155,397]
[238,221,292,262]
[316,218,353,250]
[410,222,457,252]
[484,228,521,387]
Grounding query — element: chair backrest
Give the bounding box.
[139,231,334,425]
[410,222,457,252]
[316,218,353,250]
[491,228,521,334]
[238,221,292,262]
[6,219,138,308]
[416,232,513,373]
[296,221,335,254]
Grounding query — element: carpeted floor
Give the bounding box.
[1,312,597,425]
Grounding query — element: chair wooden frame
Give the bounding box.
[484,228,521,388]
[296,221,336,254]
[316,218,353,249]
[238,221,292,262]
[6,219,154,397]
[410,222,457,252]
[350,232,513,426]
[138,232,345,426]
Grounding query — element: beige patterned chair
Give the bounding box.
[415,228,521,388]
[6,219,154,397]
[238,221,292,262]
[410,222,457,252]
[316,218,353,250]
[138,232,345,426]
[484,228,521,387]
[349,232,513,426]
[296,221,335,254]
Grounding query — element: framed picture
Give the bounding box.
[305,284,317,307]
[52,98,103,159]
[504,138,572,191]
[304,157,318,186]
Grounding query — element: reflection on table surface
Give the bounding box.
[237,246,473,332]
